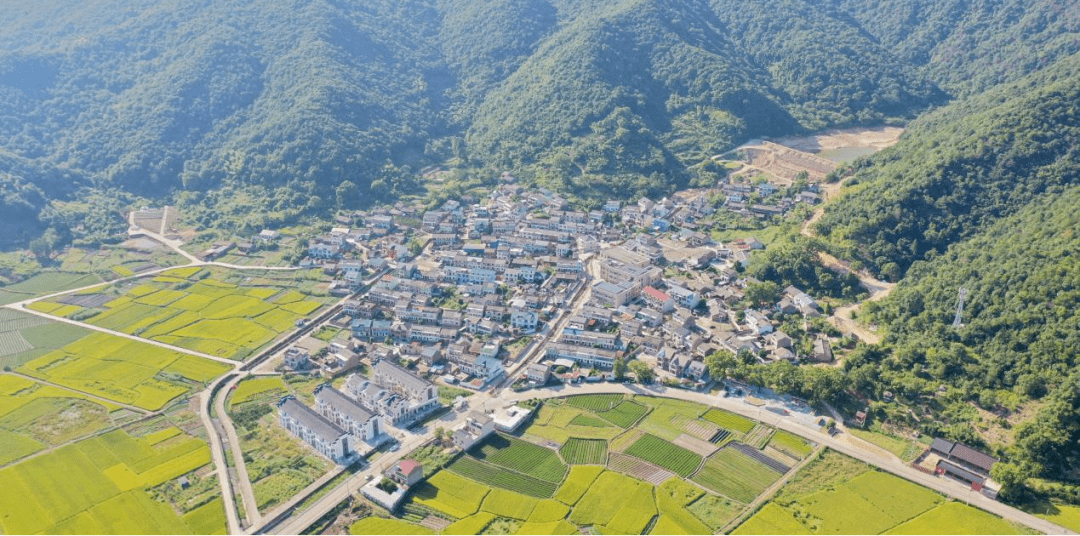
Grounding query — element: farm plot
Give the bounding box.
[480,488,539,520]
[568,470,651,527]
[34,268,330,360]
[693,446,783,502]
[634,396,709,440]
[411,471,492,518]
[448,456,558,498]
[674,433,722,456]
[795,470,942,534]
[624,433,703,477]
[596,400,649,427]
[230,376,287,405]
[0,312,88,369]
[553,465,605,505]
[884,501,1025,535]
[654,478,714,535]
[17,331,231,410]
[702,408,756,434]
[470,433,567,482]
[732,503,811,535]
[350,516,435,535]
[769,430,814,458]
[564,393,624,411]
[559,438,607,465]
[0,426,219,535]
[521,404,623,443]
[607,452,676,486]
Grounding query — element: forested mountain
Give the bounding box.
[816,53,1080,279]
[9,0,1075,246]
[843,186,1080,479]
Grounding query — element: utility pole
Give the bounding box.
[952,287,968,329]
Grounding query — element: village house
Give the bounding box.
[277,396,354,464]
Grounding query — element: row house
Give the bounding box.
[559,330,621,351]
[277,396,354,464]
[314,384,383,445]
[544,343,618,369]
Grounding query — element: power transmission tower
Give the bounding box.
[952,287,968,329]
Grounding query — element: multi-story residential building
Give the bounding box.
[314,384,384,445]
[277,396,354,464]
[452,412,495,450]
[344,360,441,427]
[591,280,635,307]
[544,342,618,369]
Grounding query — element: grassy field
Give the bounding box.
[654,478,714,535]
[848,428,924,461]
[702,408,756,434]
[687,493,743,531]
[34,267,331,360]
[230,376,287,405]
[16,330,231,410]
[624,433,703,477]
[1036,503,1080,533]
[559,438,607,465]
[448,456,559,498]
[692,447,782,502]
[0,426,220,535]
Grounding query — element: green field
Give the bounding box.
[655,478,714,535]
[522,404,624,443]
[769,430,814,458]
[230,376,287,405]
[624,433,703,477]
[729,450,1018,536]
[471,434,567,482]
[16,331,231,410]
[0,272,104,306]
[449,456,559,498]
[568,470,650,527]
[34,268,330,360]
[692,447,782,502]
[564,394,624,411]
[702,408,756,434]
[1036,503,1080,533]
[559,438,607,465]
[596,400,649,427]
[0,426,220,535]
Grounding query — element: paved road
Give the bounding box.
[509,384,1072,535]
[199,384,243,535]
[217,372,263,527]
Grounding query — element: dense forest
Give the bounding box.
[816,53,1080,279]
[4,0,1076,247]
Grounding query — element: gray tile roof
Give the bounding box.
[375,359,432,393]
[278,397,348,443]
[315,385,376,424]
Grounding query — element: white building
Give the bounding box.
[314,384,385,451]
[277,396,354,464]
[453,412,495,450]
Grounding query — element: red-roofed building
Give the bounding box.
[386,459,424,487]
[642,286,675,312]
